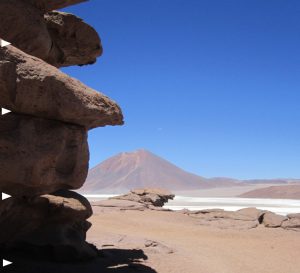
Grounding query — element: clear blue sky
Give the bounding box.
[62,0,300,179]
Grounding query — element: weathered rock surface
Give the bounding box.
[45,11,102,67]
[281,218,300,230]
[182,207,300,231]
[93,199,147,212]
[0,46,123,129]
[0,0,124,263]
[0,113,89,196]
[92,189,174,212]
[27,0,87,12]
[0,190,97,261]
[287,213,300,219]
[0,1,102,67]
[281,217,300,231]
[263,212,287,228]
[0,0,54,63]
[111,188,175,207]
[185,207,264,230]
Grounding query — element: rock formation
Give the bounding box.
[0,0,123,261]
[181,207,300,231]
[111,188,175,207]
[92,188,175,212]
[93,190,300,232]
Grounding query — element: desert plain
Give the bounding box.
[87,207,300,273]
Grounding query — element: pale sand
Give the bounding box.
[88,209,300,273]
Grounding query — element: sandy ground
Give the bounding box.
[88,208,300,273]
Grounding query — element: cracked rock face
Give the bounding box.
[0,46,123,129]
[45,11,102,67]
[0,113,89,196]
[0,0,102,67]
[0,0,54,63]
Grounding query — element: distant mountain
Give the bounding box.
[239,185,300,199]
[81,149,241,193]
[81,149,300,194]
[242,179,289,185]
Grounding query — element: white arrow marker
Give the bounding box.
[0,39,11,48]
[1,193,11,200]
[2,259,12,267]
[1,108,11,115]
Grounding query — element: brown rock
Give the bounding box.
[281,218,300,231]
[45,11,102,67]
[0,46,123,129]
[0,113,89,196]
[287,213,300,219]
[27,0,87,12]
[0,0,54,62]
[92,199,147,211]
[263,212,287,228]
[0,1,101,67]
[0,190,97,260]
[188,208,264,230]
[111,188,175,207]
[234,207,265,221]
[144,240,174,254]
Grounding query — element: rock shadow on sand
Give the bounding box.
[0,248,157,273]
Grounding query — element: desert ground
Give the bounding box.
[3,189,300,273]
[87,208,300,273]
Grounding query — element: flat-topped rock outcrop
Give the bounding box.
[0,46,123,129]
[92,188,175,211]
[93,190,300,232]
[182,207,300,231]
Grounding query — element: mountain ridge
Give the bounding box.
[81,149,300,193]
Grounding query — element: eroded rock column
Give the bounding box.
[0,0,123,261]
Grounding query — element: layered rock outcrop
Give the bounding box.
[93,190,300,232]
[92,188,175,212]
[0,46,122,129]
[182,207,300,231]
[0,0,123,261]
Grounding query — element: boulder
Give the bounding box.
[92,199,147,211]
[0,1,101,67]
[187,207,264,230]
[281,218,300,231]
[0,190,97,261]
[0,113,89,196]
[287,213,300,219]
[111,188,175,207]
[45,11,102,67]
[0,46,123,129]
[91,189,174,212]
[263,212,287,228]
[0,0,55,63]
[233,207,265,221]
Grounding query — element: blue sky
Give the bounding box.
[62,0,300,179]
